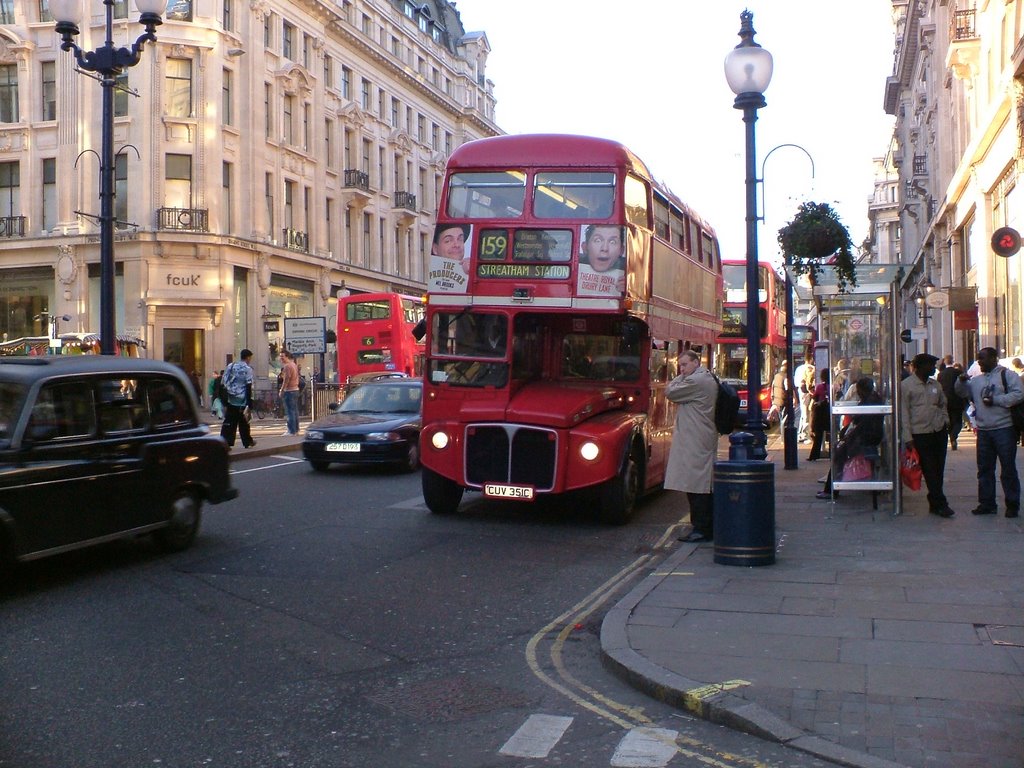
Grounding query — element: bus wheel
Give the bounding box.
[600,451,641,526]
[422,468,463,514]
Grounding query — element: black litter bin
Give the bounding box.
[713,459,775,566]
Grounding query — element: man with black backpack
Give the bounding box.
[665,349,719,543]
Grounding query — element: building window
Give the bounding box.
[325,197,333,254]
[417,114,425,143]
[41,158,56,232]
[345,206,352,262]
[0,161,18,217]
[164,154,192,209]
[112,0,127,20]
[222,0,232,31]
[344,128,353,169]
[377,87,385,118]
[303,33,313,69]
[115,154,128,228]
[263,12,271,47]
[431,123,439,151]
[264,82,272,138]
[0,65,18,123]
[114,72,128,117]
[361,139,371,175]
[378,146,386,191]
[362,211,371,265]
[222,161,233,234]
[283,21,295,60]
[165,58,192,118]
[390,96,399,128]
[38,0,51,22]
[323,54,333,89]
[284,180,295,229]
[222,68,233,126]
[303,103,311,151]
[913,154,927,176]
[282,94,293,144]
[265,173,274,235]
[41,61,56,121]
[361,13,371,36]
[325,119,333,168]
[341,66,351,100]
[361,78,370,110]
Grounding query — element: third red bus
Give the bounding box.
[336,292,425,382]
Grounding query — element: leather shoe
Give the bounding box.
[930,507,955,518]
[971,506,997,515]
[679,531,710,543]
[243,440,256,448]
[1006,508,1019,518]
[815,490,834,500]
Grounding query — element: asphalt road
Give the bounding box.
[1,454,835,768]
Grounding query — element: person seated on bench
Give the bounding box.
[817,377,884,499]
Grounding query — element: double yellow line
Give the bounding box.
[524,518,770,768]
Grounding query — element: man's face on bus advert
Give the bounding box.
[583,226,623,272]
[433,226,467,259]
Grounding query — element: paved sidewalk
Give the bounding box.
[602,431,1024,768]
[200,411,305,460]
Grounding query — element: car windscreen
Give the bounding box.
[340,385,420,414]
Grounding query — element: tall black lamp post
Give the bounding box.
[725,10,773,460]
[51,0,164,355]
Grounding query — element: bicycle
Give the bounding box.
[252,389,283,419]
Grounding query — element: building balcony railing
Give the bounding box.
[0,215,26,238]
[283,227,309,253]
[951,7,977,41]
[158,207,209,232]
[343,169,370,191]
[394,190,417,211]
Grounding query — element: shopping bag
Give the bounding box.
[900,446,922,491]
[841,454,873,481]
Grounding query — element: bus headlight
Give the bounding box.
[580,441,600,461]
[431,431,450,450]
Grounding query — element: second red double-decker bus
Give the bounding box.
[336,292,425,381]
[419,134,723,523]
[713,260,786,423]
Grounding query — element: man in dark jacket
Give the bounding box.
[936,355,965,450]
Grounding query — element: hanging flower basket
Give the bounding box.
[777,202,857,293]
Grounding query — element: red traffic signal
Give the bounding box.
[992,226,1022,257]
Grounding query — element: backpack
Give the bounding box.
[711,375,740,435]
[221,362,248,399]
[999,369,1024,434]
[298,374,307,392]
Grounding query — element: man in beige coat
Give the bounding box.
[665,349,719,543]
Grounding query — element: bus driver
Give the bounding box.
[577,224,625,296]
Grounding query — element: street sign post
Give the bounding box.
[284,316,326,355]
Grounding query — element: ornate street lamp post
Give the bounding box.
[51,0,164,355]
[724,9,773,460]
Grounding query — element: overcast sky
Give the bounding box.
[452,0,896,266]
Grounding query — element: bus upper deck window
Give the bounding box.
[446,171,526,219]
[533,172,614,220]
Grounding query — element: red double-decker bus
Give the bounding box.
[712,260,786,423]
[336,292,425,382]
[419,134,723,523]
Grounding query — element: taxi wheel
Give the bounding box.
[155,490,202,552]
[600,450,641,526]
[422,467,463,514]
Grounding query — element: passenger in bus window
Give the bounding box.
[428,223,472,294]
[577,224,625,296]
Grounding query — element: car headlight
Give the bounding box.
[365,431,400,442]
[307,430,324,440]
[580,441,600,461]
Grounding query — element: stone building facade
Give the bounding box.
[876,0,1024,364]
[0,0,499,381]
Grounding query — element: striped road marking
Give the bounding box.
[498,714,573,759]
[610,727,680,767]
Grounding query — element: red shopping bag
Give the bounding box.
[900,446,922,491]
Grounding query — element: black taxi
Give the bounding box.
[0,356,237,569]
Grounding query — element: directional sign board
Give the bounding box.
[284,316,326,355]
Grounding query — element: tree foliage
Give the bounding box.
[777,202,857,293]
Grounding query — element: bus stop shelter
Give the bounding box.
[787,263,906,515]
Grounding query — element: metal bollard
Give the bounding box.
[713,433,776,566]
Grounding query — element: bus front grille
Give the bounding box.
[465,425,557,490]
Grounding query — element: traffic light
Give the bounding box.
[991,226,1022,257]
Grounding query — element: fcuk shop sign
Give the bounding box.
[148,265,220,298]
